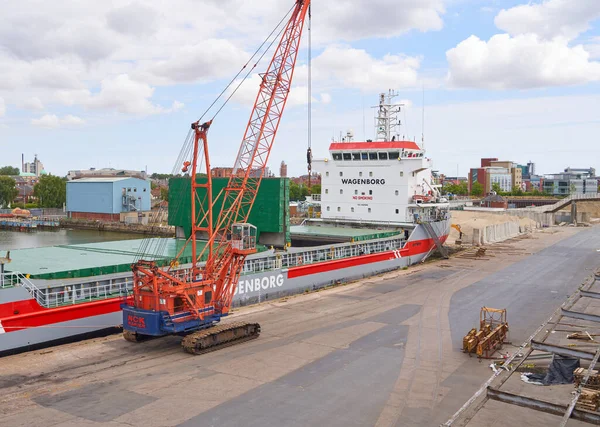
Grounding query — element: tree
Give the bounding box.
[289,181,309,201]
[33,175,66,208]
[443,181,468,196]
[160,187,169,201]
[471,181,484,197]
[511,185,524,196]
[0,166,20,176]
[0,176,18,207]
[491,182,502,194]
[310,184,321,195]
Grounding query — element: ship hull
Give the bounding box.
[0,220,450,354]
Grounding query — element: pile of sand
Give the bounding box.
[558,201,600,219]
[448,210,537,243]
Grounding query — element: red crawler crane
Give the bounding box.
[122,0,311,354]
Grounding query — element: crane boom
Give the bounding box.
[122,0,311,354]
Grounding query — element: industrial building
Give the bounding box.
[66,177,151,222]
[66,168,147,181]
[543,173,599,196]
[21,154,45,177]
[469,158,526,194]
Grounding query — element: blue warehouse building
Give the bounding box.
[66,177,151,222]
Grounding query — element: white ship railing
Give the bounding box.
[4,236,406,309]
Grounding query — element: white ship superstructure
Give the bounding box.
[313,90,449,225]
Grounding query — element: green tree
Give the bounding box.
[33,175,66,208]
[160,187,169,201]
[511,185,524,196]
[310,184,321,195]
[443,181,468,196]
[289,181,309,201]
[0,166,20,176]
[0,176,18,207]
[491,182,502,194]
[471,181,484,197]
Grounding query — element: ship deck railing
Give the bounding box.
[3,236,406,309]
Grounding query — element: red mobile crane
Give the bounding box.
[122,0,311,354]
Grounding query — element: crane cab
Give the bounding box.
[230,223,257,254]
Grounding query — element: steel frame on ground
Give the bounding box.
[444,267,600,427]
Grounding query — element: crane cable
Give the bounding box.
[198,4,296,123]
[209,5,295,121]
[135,4,296,262]
[307,4,312,186]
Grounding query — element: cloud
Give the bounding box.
[447,34,600,89]
[19,97,45,111]
[87,74,168,115]
[106,2,159,36]
[314,46,420,91]
[31,114,85,129]
[0,0,443,119]
[447,0,600,90]
[0,97,5,117]
[148,39,249,85]
[495,0,600,41]
[315,0,445,42]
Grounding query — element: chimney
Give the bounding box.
[22,153,24,172]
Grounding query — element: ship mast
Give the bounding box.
[374,89,403,142]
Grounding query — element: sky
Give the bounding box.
[1,0,600,178]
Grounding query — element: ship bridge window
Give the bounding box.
[378,152,388,160]
[361,152,368,160]
[332,153,342,161]
[343,153,352,161]
[352,152,361,161]
[389,151,400,160]
[369,152,377,160]
[359,171,363,177]
[400,171,404,177]
[326,172,329,177]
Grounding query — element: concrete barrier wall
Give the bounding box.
[471,221,525,245]
[505,209,555,227]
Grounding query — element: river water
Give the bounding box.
[0,229,143,251]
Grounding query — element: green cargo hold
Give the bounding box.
[168,177,290,244]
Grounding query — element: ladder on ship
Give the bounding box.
[421,221,449,259]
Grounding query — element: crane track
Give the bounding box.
[181,321,261,355]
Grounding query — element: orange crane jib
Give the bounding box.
[122,0,311,352]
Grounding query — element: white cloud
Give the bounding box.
[87,74,166,115]
[447,0,600,90]
[31,114,85,129]
[320,93,332,104]
[495,0,600,41]
[148,40,249,85]
[314,46,420,91]
[315,0,445,42]
[19,97,45,111]
[106,2,159,36]
[447,34,600,89]
[0,0,443,120]
[0,97,5,117]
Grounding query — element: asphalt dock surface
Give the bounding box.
[1,226,599,427]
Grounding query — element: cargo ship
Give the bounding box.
[0,92,450,354]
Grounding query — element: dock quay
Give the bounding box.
[1,225,599,426]
[0,218,60,231]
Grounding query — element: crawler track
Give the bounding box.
[181,322,261,355]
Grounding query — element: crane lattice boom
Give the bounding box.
[122,0,311,354]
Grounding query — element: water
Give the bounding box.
[0,229,143,251]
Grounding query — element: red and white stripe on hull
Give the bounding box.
[0,233,448,353]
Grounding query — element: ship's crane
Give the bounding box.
[122,0,311,354]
